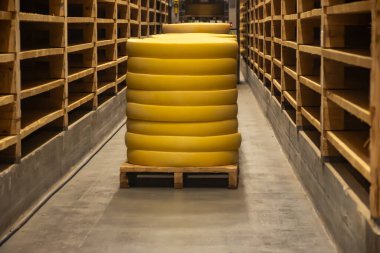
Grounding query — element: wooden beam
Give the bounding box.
[370,0,380,218]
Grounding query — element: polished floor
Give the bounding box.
[0,82,337,253]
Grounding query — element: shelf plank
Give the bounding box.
[116,74,127,84]
[0,95,14,107]
[299,45,322,55]
[21,79,64,99]
[273,79,281,92]
[299,76,322,94]
[68,93,95,112]
[117,38,128,43]
[322,49,371,69]
[283,90,297,109]
[326,90,370,125]
[284,65,297,79]
[301,107,321,131]
[0,135,17,152]
[19,13,64,23]
[67,17,95,23]
[19,48,64,60]
[68,68,94,83]
[283,14,298,20]
[282,40,297,49]
[97,61,117,71]
[117,55,128,64]
[326,1,371,15]
[130,3,139,10]
[96,40,116,47]
[0,53,15,63]
[300,9,322,19]
[96,18,114,24]
[21,109,64,139]
[0,10,12,20]
[97,81,116,95]
[273,58,282,67]
[326,131,370,181]
[67,43,94,53]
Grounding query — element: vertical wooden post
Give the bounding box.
[228,172,238,189]
[370,0,380,219]
[120,172,130,188]
[14,0,21,162]
[63,0,69,130]
[174,172,183,189]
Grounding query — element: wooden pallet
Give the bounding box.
[120,163,239,189]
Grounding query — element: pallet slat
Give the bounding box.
[120,163,239,189]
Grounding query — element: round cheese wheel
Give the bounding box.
[126,103,238,122]
[128,57,237,75]
[162,23,230,34]
[125,132,241,152]
[127,73,237,91]
[151,33,237,40]
[127,150,238,167]
[127,119,238,136]
[126,89,238,106]
[127,38,237,59]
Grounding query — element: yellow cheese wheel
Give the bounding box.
[127,38,237,59]
[128,150,238,167]
[127,72,237,91]
[127,119,238,136]
[126,89,238,105]
[128,58,237,75]
[162,23,230,34]
[126,103,238,122]
[126,133,241,152]
[151,33,237,40]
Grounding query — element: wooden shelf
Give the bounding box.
[0,95,14,107]
[67,43,94,53]
[21,79,64,99]
[299,76,321,94]
[0,10,11,20]
[322,49,371,69]
[96,82,116,95]
[0,53,14,63]
[21,109,64,139]
[67,17,95,23]
[97,60,117,71]
[68,93,95,112]
[299,45,322,55]
[0,135,17,152]
[326,90,370,125]
[299,9,322,19]
[301,107,321,131]
[283,90,297,109]
[283,65,297,79]
[19,48,64,60]
[240,0,380,220]
[19,13,64,23]
[326,130,370,181]
[68,68,94,83]
[326,1,371,15]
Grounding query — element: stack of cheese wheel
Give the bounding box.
[126,33,241,167]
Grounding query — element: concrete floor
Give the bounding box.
[0,83,337,253]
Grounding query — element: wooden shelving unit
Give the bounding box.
[0,0,168,167]
[241,0,380,218]
[240,0,248,63]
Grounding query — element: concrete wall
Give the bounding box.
[240,59,380,253]
[0,90,126,240]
